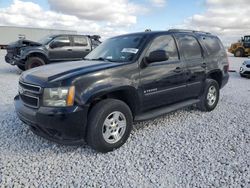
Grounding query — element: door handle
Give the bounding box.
[201,63,207,68]
[67,49,73,51]
[173,67,182,73]
[85,49,91,52]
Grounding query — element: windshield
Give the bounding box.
[85,35,146,62]
[38,35,54,45]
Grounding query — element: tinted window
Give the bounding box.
[148,35,179,61]
[244,36,250,42]
[86,35,146,62]
[176,35,202,60]
[73,36,88,46]
[52,36,70,48]
[202,36,223,56]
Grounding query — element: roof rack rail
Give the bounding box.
[168,29,211,35]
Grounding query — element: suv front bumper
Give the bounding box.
[5,54,24,66]
[14,95,88,145]
[240,65,250,76]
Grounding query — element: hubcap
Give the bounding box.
[207,85,217,106]
[102,111,127,144]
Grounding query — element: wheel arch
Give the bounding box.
[85,86,140,117]
[26,52,49,64]
[207,70,223,88]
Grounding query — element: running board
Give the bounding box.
[134,99,200,121]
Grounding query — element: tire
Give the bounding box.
[17,65,25,71]
[25,57,45,70]
[240,73,245,77]
[86,99,133,153]
[197,79,220,112]
[234,48,244,57]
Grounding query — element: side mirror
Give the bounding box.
[50,41,61,48]
[147,50,169,63]
[241,37,244,42]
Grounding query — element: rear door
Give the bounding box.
[139,34,188,110]
[175,34,206,98]
[71,35,92,59]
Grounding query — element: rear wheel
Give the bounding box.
[17,65,25,71]
[234,48,244,57]
[25,57,45,70]
[86,99,133,153]
[197,79,220,112]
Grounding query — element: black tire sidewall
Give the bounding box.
[17,65,25,71]
[87,99,133,152]
[25,57,45,70]
[204,79,220,111]
[234,48,244,57]
[198,79,220,112]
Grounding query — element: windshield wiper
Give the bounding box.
[85,57,115,62]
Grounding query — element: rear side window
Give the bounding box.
[148,35,179,61]
[176,35,202,60]
[202,36,223,56]
[73,36,88,46]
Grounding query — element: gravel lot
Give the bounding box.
[0,50,249,187]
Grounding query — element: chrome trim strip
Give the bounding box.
[20,93,39,108]
[19,81,42,94]
[144,85,186,96]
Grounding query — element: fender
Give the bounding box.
[20,47,49,62]
[80,77,139,104]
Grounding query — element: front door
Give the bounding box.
[139,34,188,111]
[48,36,74,61]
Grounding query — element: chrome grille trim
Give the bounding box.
[19,81,42,94]
[20,94,40,108]
[18,81,42,108]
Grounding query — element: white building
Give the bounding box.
[0,26,77,48]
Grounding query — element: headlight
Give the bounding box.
[43,86,75,107]
[243,61,246,65]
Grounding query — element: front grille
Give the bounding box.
[19,82,42,108]
[7,47,20,55]
[246,64,250,68]
[19,81,41,93]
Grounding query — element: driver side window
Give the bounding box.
[147,35,179,61]
[51,36,70,48]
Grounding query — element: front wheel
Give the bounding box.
[17,65,25,71]
[86,99,133,153]
[197,79,220,112]
[234,48,244,57]
[25,57,45,70]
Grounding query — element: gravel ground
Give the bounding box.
[0,50,249,187]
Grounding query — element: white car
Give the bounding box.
[240,60,250,77]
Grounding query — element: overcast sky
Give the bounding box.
[0,0,249,46]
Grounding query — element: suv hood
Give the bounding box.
[7,39,42,49]
[20,60,123,85]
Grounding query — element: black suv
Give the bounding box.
[14,29,229,152]
[5,34,101,70]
